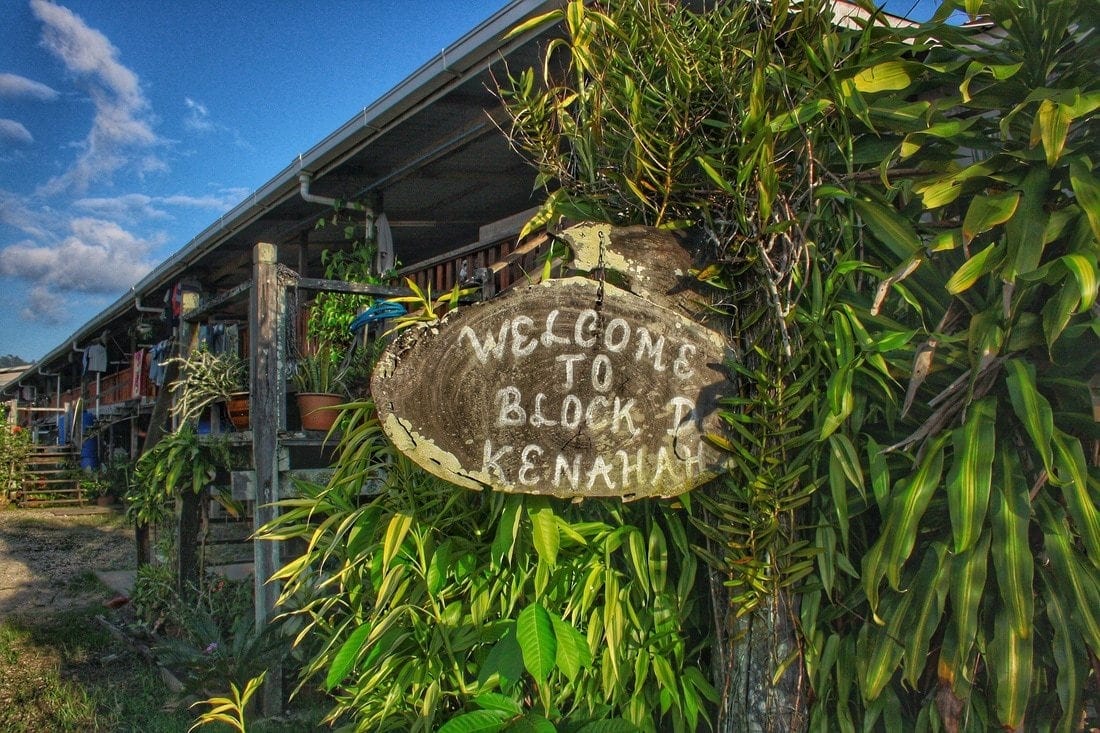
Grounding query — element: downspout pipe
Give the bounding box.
[299,172,376,242]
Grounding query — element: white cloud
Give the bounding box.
[30,0,165,194]
[0,216,156,293]
[0,119,33,145]
[73,193,169,221]
[20,285,67,324]
[184,97,214,132]
[0,190,51,240]
[162,188,248,211]
[71,188,245,222]
[0,73,60,101]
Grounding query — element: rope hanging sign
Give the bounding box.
[371,274,729,500]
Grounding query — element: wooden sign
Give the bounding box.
[371,276,729,500]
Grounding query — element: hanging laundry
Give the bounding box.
[83,343,108,373]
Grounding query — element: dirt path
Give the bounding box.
[0,507,135,619]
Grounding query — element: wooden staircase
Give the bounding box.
[17,444,86,507]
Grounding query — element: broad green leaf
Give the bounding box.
[1038,500,1100,652]
[853,198,921,259]
[325,623,371,691]
[381,512,413,572]
[517,603,557,680]
[902,543,950,687]
[550,611,591,681]
[647,525,668,592]
[946,398,996,553]
[769,99,833,131]
[576,721,643,733]
[1043,577,1086,733]
[479,628,524,690]
[851,61,912,93]
[491,495,523,567]
[529,506,560,568]
[437,710,508,733]
[991,449,1034,639]
[857,589,911,699]
[1004,359,1054,474]
[990,607,1033,730]
[1032,99,1071,166]
[961,192,1019,243]
[1058,253,1099,312]
[1052,430,1100,568]
[949,532,991,672]
[1042,276,1081,348]
[1004,166,1051,280]
[1069,159,1100,242]
[914,160,996,209]
[471,693,522,715]
[883,434,948,587]
[946,243,1002,294]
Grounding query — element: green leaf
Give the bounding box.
[851,61,913,93]
[576,721,643,733]
[1058,253,1098,312]
[471,693,523,716]
[381,512,413,572]
[1052,430,1100,568]
[529,505,560,568]
[902,543,950,687]
[853,198,921,259]
[1043,576,1086,733]
[948,531,991,673]
[882,434,948,587]
[961,192,1019,244]
[945,243,1002,294]
[990,449,1034,640]
[437,710,508,733]
[1004,359,1054,475]
[989,608,1033,730]
[517,603,557,680]
[946,398,996,553]
[1004,166,1050,280]
[325,623,371,691]
[1033,99,1071,166]
[1069,159,1100,242]
[550,612,591,681]
[479,627,525,691]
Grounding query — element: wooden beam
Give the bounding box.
[181,281,252,322]
[294,277,412,298]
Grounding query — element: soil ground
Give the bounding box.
[0,506,134,618]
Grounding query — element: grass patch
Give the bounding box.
[0,602,329,732]
[0,605,191,733]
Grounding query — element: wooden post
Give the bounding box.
[250,241,284,714]
[176,289,203,600]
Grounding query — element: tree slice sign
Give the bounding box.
[371,276,729,499]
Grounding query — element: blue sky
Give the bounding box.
[0,0,947,362]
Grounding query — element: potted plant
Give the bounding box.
[168,348,249,430]
[79,473,112,506]
[292,345,348,431]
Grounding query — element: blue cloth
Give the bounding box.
[349,301,406,333]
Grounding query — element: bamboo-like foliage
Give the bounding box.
[801,0,1100,728]
[502,0,1099,729]
[260,402,714,731]
[502,2,871,726]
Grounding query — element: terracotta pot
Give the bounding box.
[226,391,251,430]
[297,393,343,431]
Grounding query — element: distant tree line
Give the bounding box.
[0,355,29,368]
